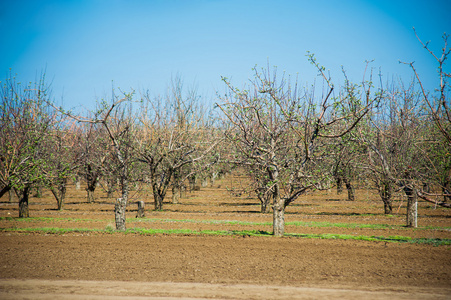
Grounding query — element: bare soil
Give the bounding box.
[0,174,450,299]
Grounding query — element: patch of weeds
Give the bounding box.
[284,232,451,246]
[409,238,451,246]
[105,224,115,233]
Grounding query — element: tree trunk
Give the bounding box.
[151,182,167,211]
[383,200,392,214]
[57,182,66,210]
[172,169,183,204]
[443,186,451,203]
[268,163,284,236]
[75,176,81,190]
[115,170,130,230]
[50,178,67,210]
[152,180,165,211]
[260,196,271,213]
[188,175,196,191]
[273,201,285,237]
[87,188,95,203]
[404,186,417,228]
[86,165,99,203]
[261,200,270,213]
[136,201,145,218]
[172,184,180,204]
[379,181,392,214]
[106,178,116,199]
[336,177,343,195]
[201,177,208,188]
[50,187,64,210]
[18,186,30,218]
[210,172,217,187]
[114,197,127,231]
[154,192,163,211]
[9,189,14,202]
[150,169,172,211]
[443,168,451,202]
[343,178,355,201]
[57,198,64,210]
[256,189,271,213]
[180,185,186,198]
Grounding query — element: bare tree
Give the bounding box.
[331,138,363,202]
[138,76,219,211]
[51,89,135,230]
[358,76,427,223]
[41,120,83,210]
[402,29,451,205]
[217,57,373,236]
[75,115,110,203]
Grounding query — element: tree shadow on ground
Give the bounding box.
[219,202,259,207]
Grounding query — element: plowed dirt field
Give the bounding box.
[1,174,450,299]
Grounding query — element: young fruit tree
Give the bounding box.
[402,29,451,208]
[358,78,425,223]
[53,90,136,230]
[78,121,109,203]
[40,120,83,210]
[217,56,374,236]
[0,73,55,217]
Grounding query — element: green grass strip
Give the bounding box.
[1,227,450,246]
[0,217,105,223]
[132,218,270,226]
[2,216,450,231]
[1,227,99,234]
[131,218,451,231]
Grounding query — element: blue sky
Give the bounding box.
[1,0,450,111]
